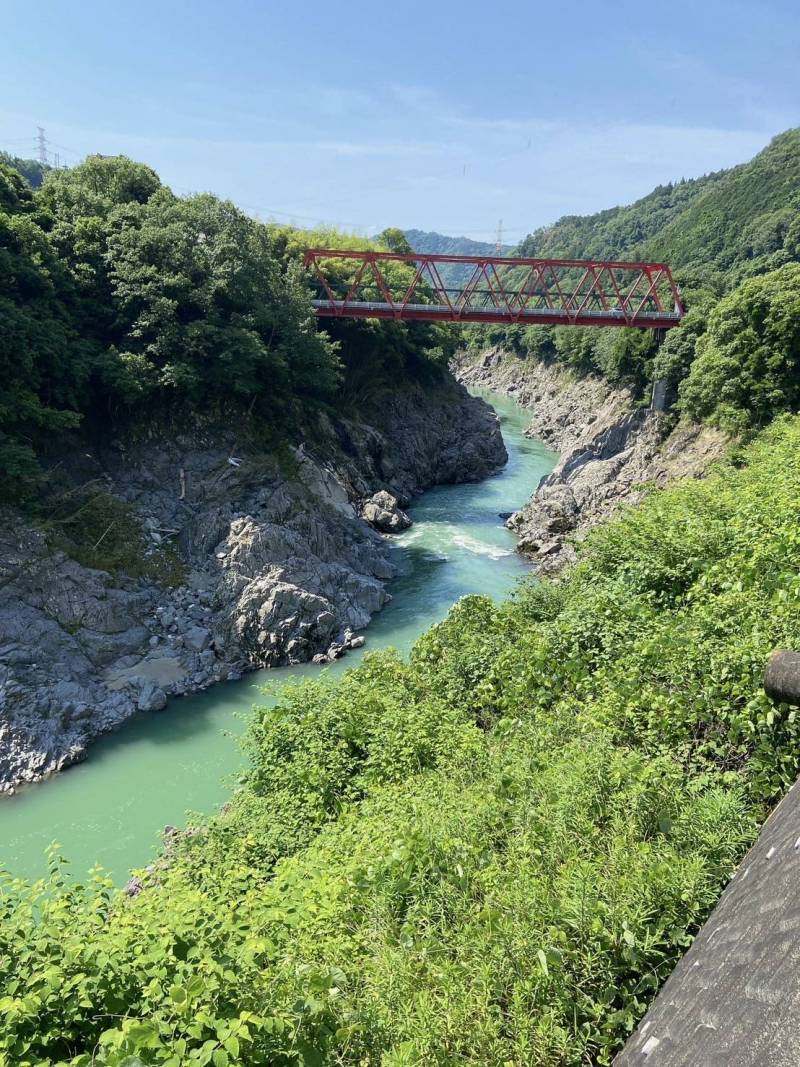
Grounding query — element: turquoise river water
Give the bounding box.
[1,391,556,884]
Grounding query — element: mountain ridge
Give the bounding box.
[515,128,800,286]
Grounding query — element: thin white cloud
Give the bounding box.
[386,82,556,136]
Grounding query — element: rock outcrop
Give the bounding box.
[361,490,412,533]
[457,349,729,574]
[0,375,506,789]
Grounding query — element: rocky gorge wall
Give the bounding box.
[457,348,729,574]
[0,376,506,791]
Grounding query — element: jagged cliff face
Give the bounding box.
[457,349,729,574]
[0,376,506,790]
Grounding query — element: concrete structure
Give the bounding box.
[765,650,800,706]
[617,652,800,1066]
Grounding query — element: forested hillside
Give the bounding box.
[517,129,800,283]
[465,129,800,432]
[403,228,509,258]
[0,151,49,188]
[0,156,455,503]
[403,228,512,288]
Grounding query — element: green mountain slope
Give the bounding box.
[517,129,800,286]
[0,151,50,188]
[517,170,726,263]
[404,228,513,289]
[646,128,800,278]
[404,228,511,258]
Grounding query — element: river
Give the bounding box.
[1,391,556,884]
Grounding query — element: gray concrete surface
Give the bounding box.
[616,776,800,1066]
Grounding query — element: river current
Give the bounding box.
[1,391,556,883]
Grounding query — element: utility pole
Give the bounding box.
[495,219,504,256]
[36,126,48,165]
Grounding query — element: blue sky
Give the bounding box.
[1,0,798,242]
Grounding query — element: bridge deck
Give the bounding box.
[311,299,683,329]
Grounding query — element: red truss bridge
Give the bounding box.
[303,249,685,330]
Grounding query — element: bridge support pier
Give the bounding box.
[650,378,675,412]
[649,327,675,412]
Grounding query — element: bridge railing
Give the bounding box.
[302,249,685,329]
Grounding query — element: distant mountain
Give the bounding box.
[403,229,511,258]
[403,229,513,289]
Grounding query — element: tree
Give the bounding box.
[652,292,717,389]
[0,151,49,189]
[679,263,800,431]
[99,189,339,407]
[377,227,413,254]
[0,165,92,499]
[0,162,35,213]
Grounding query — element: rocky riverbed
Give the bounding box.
[0,376,506,790]
[457,349,729,574]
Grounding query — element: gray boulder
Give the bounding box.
[137,681,167,712]
[183,626,212,652]
[361,490,412,533]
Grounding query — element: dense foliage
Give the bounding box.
[4,415,800,1065]
[464,128,800,423]
[679,263,800,431]
[0,156,453,503]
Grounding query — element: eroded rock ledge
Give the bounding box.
[457,349,728,574]
[0,376,506,790]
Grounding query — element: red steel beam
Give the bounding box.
[302,249,685,329]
